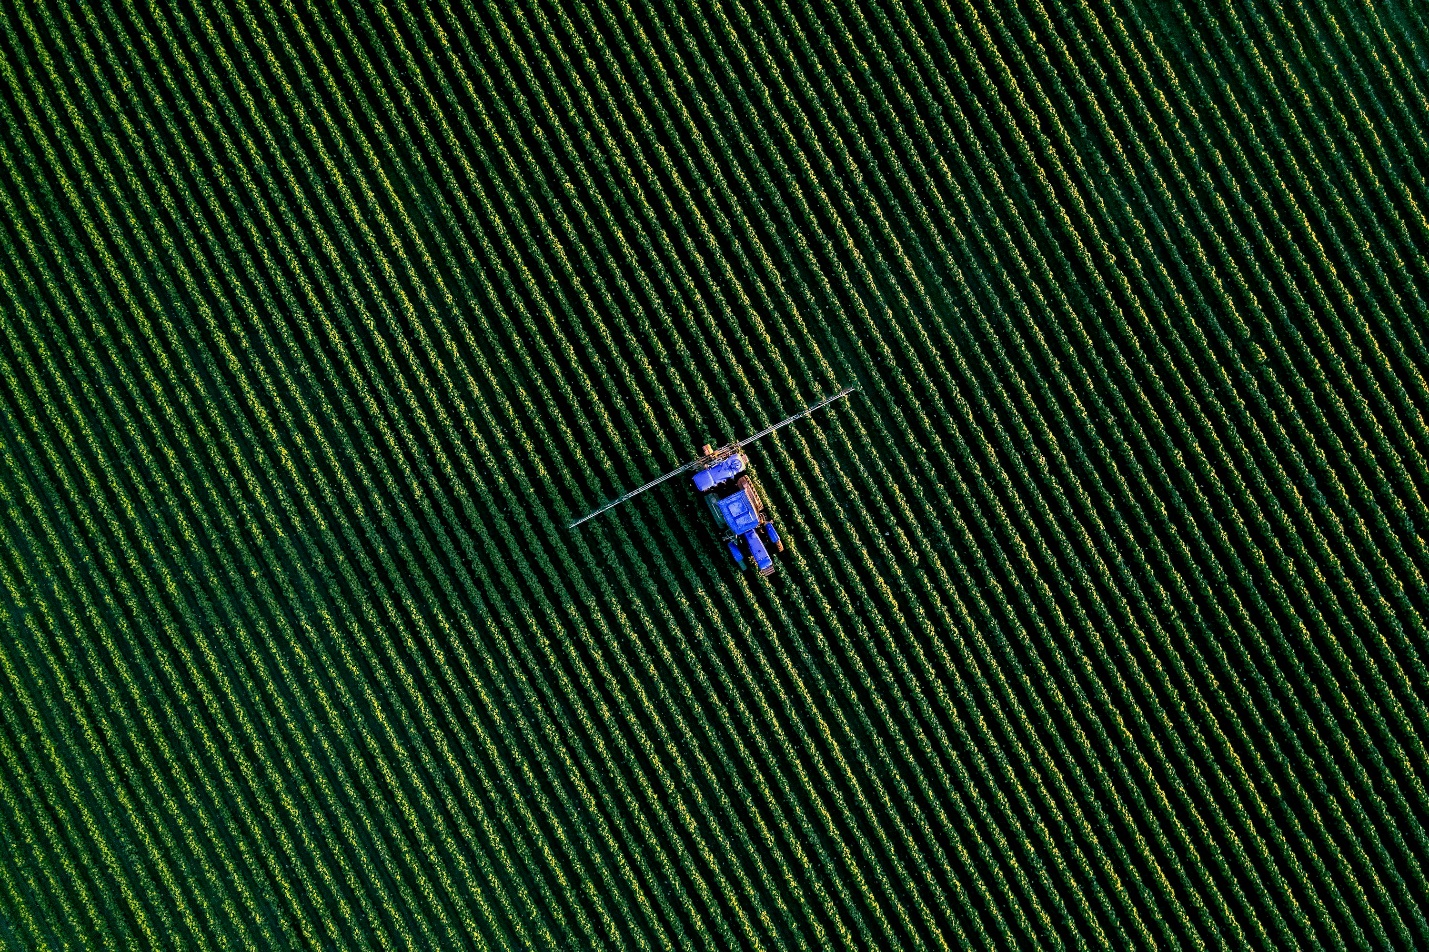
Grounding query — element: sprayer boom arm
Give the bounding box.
[734,385,857,449]
[566,385,856,529]
[566,460,701,529]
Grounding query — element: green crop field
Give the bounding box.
[2,0,1428,947]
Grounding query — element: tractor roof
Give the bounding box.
[716,488,761,535]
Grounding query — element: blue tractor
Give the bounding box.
[693,446,783,576]
[567,386,855,576]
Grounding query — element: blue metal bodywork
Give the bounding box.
[716,488,761,535]
[742,529,773,573]
[693,454,744,492]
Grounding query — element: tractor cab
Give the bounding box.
[693,444,785,576]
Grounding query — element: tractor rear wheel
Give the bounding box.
[764,520,784,552]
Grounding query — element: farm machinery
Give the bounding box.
[567,386,857,576]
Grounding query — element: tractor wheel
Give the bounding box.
[764,520,784,552]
